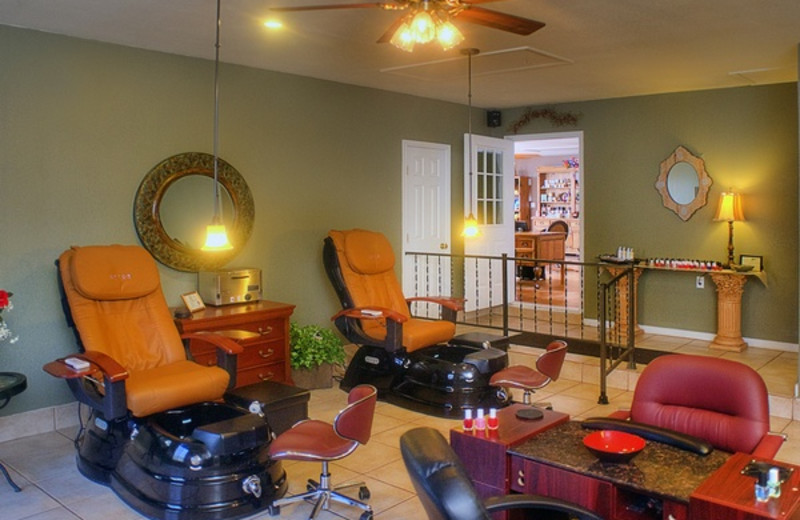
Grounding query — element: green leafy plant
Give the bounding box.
[289,322,346,370]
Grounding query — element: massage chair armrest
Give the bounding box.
[751,432,788,459]
[181,331,246,389]
[485,494,603,520]
[406,296,464,322]
[608,409,631,420]
[43,351,130,421]
[331,307,408,353]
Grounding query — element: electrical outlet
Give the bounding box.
[696,276,705,289]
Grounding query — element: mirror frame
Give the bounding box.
[134,152,254,272]
[655,145,712,221]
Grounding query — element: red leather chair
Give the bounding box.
[610,354,784,458]
[268,385,378,520]
[489,340,567,412]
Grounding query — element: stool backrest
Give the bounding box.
[536,340,567,382]
[334,384,377,445]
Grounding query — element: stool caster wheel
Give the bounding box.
[359,512,373,520]
[359,486,370,501]
[268,504,280,516]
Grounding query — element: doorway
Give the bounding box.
[509,131,584,308]
[510,131,584,260]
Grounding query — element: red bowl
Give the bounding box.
[583,430,646,463]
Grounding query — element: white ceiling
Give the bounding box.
[2,0,798,109]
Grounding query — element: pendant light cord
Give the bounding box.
[462,48,479,217]
[212,0,222,223]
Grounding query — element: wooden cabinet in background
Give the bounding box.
[175,300,295,388]
[537,166,579,220]
[532,217,581,256]
[514,175,534,229]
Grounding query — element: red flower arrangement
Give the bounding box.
[0,290,17,344]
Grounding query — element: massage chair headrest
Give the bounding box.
[341,229,395,275]
[68,245,160,300]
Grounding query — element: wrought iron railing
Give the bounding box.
[405,251,637,403]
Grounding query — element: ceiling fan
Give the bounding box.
[271,0,545,51]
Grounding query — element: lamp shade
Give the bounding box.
[202,224,233,251]
[461,214,480,238]
[713,192,745,222]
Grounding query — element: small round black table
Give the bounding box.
[0,372,27,492]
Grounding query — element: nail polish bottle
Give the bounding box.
[768,467,782,498]
[463,409,474,432]
[487,408,499,430]
[755,471,770,502]
[475,408,486,430]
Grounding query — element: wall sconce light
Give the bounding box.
[202,0,233,252]
[713,191,745,267]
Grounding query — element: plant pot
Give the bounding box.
[291,364,333,389]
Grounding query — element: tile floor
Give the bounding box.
[2,334,800,520]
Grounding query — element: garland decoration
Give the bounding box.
[508,107,581,134]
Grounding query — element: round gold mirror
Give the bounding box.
[655,146,712,221]
[134,152,254,271]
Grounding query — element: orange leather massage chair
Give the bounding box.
[44,245,287,520]
[323,229,510,415]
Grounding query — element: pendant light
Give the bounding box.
[202,0,233,251]
[461,48,480,238]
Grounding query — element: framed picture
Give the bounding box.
[181,291,206,313]
[739,254,763,272]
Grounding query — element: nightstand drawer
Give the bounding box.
[239,339,285,366]
[237,362,288,387]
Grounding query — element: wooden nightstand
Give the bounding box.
[174,300,295,388]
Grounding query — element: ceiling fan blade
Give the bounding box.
[377,16,408,44]
[456,6,545,35]
[271,3,395,12]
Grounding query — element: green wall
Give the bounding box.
[0,25,797,415]
[500,86,798,340]
[0,26,476,414]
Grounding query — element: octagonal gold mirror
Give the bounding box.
[655,146,712,221]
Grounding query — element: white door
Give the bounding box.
[463,134,515,313]
[402,140,451,318]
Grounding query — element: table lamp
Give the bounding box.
[713,191,745,267]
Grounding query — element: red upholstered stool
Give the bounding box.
[268,385,377,520]
[489,340,567,419]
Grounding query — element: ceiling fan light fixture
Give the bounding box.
[410,10,436,43]
[436,18,463,49]
[390,19,416,52]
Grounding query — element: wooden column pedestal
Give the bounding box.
[603,266,645,341]
[709,273,749,352]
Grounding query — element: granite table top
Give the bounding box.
[508,421,731,503]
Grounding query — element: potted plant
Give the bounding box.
[289,322,346,389]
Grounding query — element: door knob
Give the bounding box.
[440,243,448,250]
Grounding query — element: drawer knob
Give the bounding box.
[258,372,274,381]
[258,326,273,335]
[258,348,275,358]
[516,470,525,487]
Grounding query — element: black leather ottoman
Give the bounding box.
[225,381,311,436]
